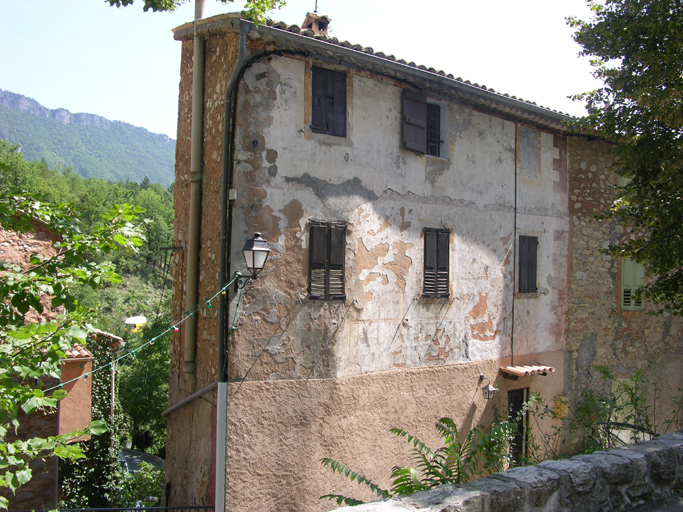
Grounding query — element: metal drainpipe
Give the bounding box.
[183,0,206,376]
[217,21,249,383]
[511,121,519,366]
[216,20,250,512]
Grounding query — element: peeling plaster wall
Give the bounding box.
[227,54,569,383]
[566,137,683,443]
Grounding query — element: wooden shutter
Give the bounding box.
[622,258,644,310]
[308,221,346,300]
[328,222,346,299]
[311,68,328,134]
[311,67,346,137]
[518,235,538,293]
[423,228,449,298]
[436,230,449,297]
[402,90,427,154]
[329,71,347,137]
[309,221,328,299]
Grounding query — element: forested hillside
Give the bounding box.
[1,139,173,456]
[0,89,175,186]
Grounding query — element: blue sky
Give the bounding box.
[1,0,600,139]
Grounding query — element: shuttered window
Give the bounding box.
[622,258,644,310]
[402,90,442,157]
[309,221,346,300]
[423,228,450,298]
[311,67,347,138]
[518,235,538,294]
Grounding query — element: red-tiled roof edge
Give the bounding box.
[64,343,94,360]
[501,364,556,377]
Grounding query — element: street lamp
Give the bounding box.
[235,232,271,290]
[242,232,271,278]
[479,374,498,400]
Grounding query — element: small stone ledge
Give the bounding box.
[336,430,683,512]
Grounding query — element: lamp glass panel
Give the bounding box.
[243,249,255,271]
[253,250,268,271]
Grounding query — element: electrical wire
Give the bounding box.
[46,273,242,392]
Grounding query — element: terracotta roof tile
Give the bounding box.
[63,344,94,360]
[501,364,556,377]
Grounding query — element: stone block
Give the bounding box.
[539,458,597,494]
[616,442,678,486]
[606,447,649,484]
[399,485,486,512]
[572,452,633,485]
[464,476,524,512]
[492,466,560,509]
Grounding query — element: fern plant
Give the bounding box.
[320,417,515,506]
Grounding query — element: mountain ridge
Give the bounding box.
[0,89,176,186]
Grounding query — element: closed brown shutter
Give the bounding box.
[519,235,538,293]
[311,68,328,134]
[309,221,328,299]
[328,222,346,299]
[330,71,347,138]
[311,67,347,137]
[436,230,449,297]
[423,228,449,297]
[403,90,427,154]
[308,221,346,300]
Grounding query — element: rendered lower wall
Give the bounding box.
[222,351,564,512]
[335,430,683,512]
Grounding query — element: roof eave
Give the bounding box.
[174,15,574,132]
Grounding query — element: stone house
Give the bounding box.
[166,12,683,512]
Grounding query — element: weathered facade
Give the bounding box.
[166,13,683,512]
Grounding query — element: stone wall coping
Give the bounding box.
[334,431,683,511]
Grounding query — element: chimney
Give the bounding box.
[302,12,330,36]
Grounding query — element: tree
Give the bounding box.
[119,312,171,455]
[105,0,286,23]
[0,161,145,508]
[569,1,683,315]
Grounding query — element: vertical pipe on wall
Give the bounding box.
[217,21,249,383]
[183,0,207,376]
[511,122,519,365]
[216,21,250,512]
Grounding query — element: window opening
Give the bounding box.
[309,221,346,300]
[423,228,450,298]
[402,90,444,157]
[518,235,538,294]
[621,258,644,310]
[311,67,347,138]
[508,388,529,464]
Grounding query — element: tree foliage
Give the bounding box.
[569,0,683,314]
[104,0,286,24]
[119,313,170,456]
[0,168,145,508]
[0,140,174,280]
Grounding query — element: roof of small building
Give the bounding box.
[174,13,574,132]
[63,343,94,360]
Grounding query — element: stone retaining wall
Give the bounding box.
[336,431,683,511]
